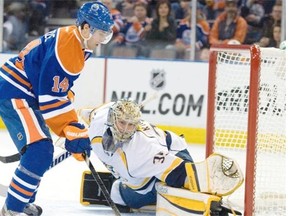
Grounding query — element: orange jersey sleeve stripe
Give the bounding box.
[15,60,24,71]
[14,99,45,143]
[40,100,69,111]
[45,109,78,137]
[16,39,41,71]
[2,65,32,89]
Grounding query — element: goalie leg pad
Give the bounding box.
[80,170,115,205]
[155,182,223,216]
[185,153,244,196]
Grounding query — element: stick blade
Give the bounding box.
[0,153,21,163]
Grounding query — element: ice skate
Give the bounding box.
[0,204,28,216]
[23,204,42,216]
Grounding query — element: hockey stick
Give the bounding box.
[139,92,158,108]
[83,153,121,216]
[0,153,21,163]
[0,149,72,197]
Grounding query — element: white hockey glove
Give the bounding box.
[185,153,244,196]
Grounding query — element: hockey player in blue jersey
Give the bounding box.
[0,2,114,215]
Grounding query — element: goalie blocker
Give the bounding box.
[80,170,116,206]
[80,171,155,213]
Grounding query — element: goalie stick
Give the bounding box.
[83,153,121,216]
[0,149,72,197]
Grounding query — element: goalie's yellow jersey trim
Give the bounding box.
[160,157,183,182]
[91,137,102,144]
[185,163,199,192]
[0,118,5,129]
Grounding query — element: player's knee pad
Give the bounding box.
[21,139,54,176]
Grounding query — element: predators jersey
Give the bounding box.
[0,26,93,136]
[88,105,191,194]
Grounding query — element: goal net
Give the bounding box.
[206,44,286,216]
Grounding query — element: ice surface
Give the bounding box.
[0,130,205,215]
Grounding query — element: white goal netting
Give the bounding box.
[207,45,286,216]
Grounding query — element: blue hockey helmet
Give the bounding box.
[76,1,114,33]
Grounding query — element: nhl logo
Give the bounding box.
[150,69,165,90]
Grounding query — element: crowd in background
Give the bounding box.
[1,0,284,61]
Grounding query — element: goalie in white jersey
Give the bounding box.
[81,98,244,214]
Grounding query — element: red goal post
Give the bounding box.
[206,44,286,216]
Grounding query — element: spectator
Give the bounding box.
[199,47,210,61]
[2,2,28,52]
[116,0,151,18]
[174,1,210,59]
[100,0,125,56]
[174,0,191,20]
[209,0,248,45]
[111,1,153,57]
[257,2,282,47]
[262,0,276,15]
[202,0,226,20]
[170,0,181,18]
[28,0,51,36]
[146,0,157,17]
[241,0,265,44]
[258,23,281,48]
[101,0,125,35]
[145,0,177,51]
[51,0,79,18]
[116,0,135,17]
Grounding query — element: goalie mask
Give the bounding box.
[108,99,141,143]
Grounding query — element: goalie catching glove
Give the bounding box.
[185,153,244,196]
[63,122,91,161]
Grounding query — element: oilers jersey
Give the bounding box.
[0,26,93,136]
[88,104,191,194]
